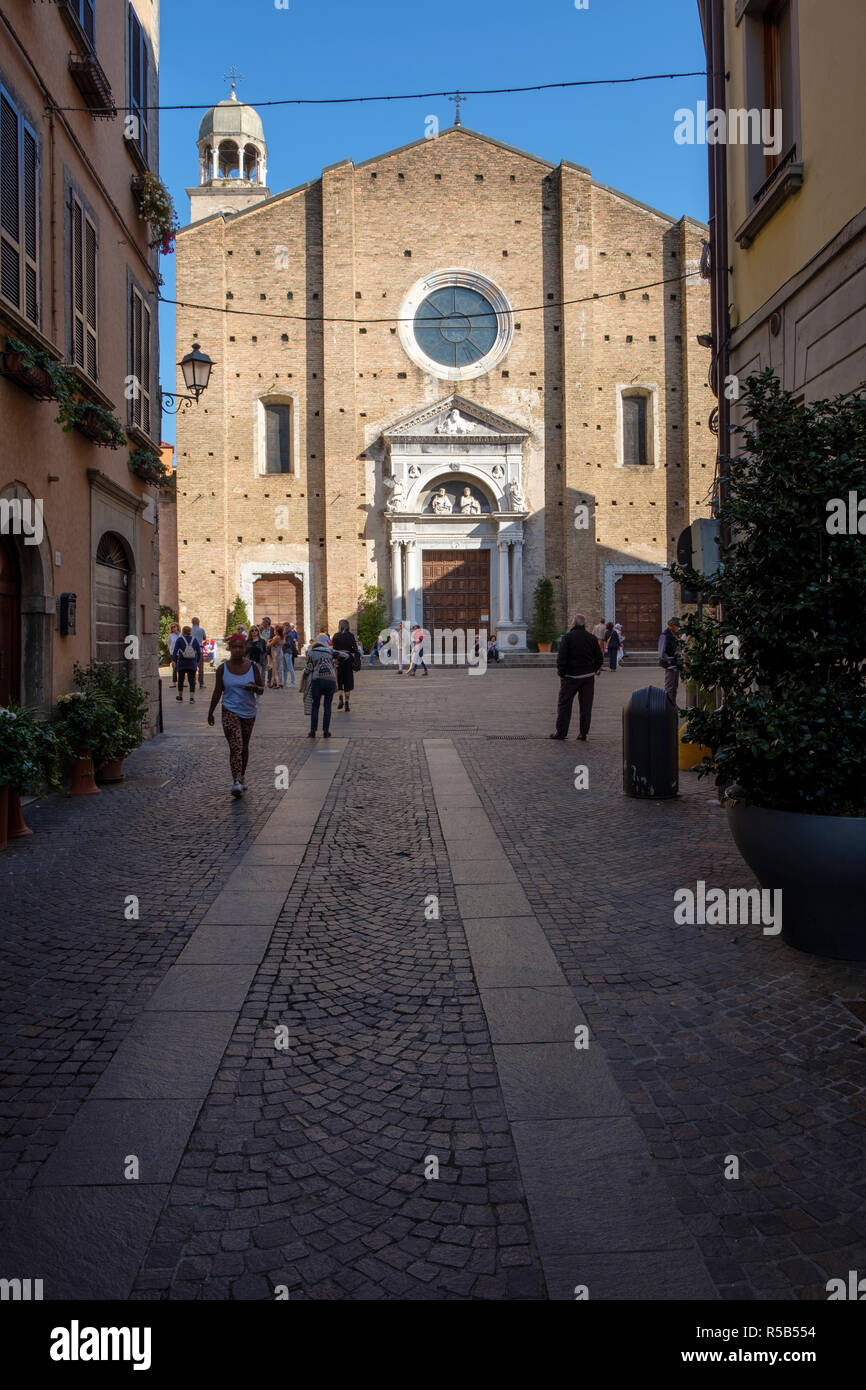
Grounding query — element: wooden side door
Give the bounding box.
[614,574,662,649]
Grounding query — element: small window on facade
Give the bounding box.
[75,0,96,46]
[264,402,291,474]
[622,394,649,466]
[762,0,795,180]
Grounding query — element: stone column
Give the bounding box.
[238,144,245,179]
[391,541,403,623]
[406,543,421,628]
[512,540,524,623]
[498,542,511,625]
[211,146,219,179]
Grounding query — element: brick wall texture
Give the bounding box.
[174,126,715,642]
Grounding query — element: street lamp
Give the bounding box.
[160,343,215,414]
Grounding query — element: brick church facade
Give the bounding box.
[174,100,715,651]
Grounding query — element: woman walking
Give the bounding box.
[168,621,181,686]
[303,630,346,738]
[332,618,359,711]
[284,628,298,688]
[208,632,264,797]
[246,624,268,679]
[614,623,626,666]
[269,626,286,688]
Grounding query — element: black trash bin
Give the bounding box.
[623,686,678,799]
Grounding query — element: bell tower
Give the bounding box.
[187,81,270,224]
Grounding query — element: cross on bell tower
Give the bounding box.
[222,66,245,98]
[449,91,467,127]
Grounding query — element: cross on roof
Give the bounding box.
[223,66,245,96]
[449,91,467,127]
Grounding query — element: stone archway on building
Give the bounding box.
[381,396,532,650]
[240,561,312,645]
[95,532,133,671]
[0,482,55,710]
[605,563,673,650]
[252,573,305,643]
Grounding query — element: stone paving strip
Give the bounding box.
[424,738,718,1301]
[2,744,347,1300]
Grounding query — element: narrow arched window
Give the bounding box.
[622,393,649,466]
[264,402,292,474]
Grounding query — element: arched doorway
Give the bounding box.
[253,573,304,643]
[0,533,22,706]
[95,532,131,670]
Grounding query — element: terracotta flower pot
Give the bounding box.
[537,642,552,653]
[0,785,8,850]
[7,791,33,838]
[68,751,101,797]
[96,757,125,784]
[0,351,55,400]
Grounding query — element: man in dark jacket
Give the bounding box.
[550,614,603,741]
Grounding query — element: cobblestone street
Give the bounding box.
[2,664,865,1301]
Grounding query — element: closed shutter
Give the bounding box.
[129,285,151,435]
[71,195,98,378]
[0,95,20,310]
[622,395,648,466]
[128,6,149,164]
[22,127,37,323]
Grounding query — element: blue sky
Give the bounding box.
[157,0,709,443]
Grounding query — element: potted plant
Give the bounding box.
[129,447,169,487]
[55,691,121,796]
[530,577,558,653]
[674,371,866,959]
[55,395,127,448]
[72,661,148,782]
[0,706,62,841]
[0,337,62,401]
[131,172,179,254]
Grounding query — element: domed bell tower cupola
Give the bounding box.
[187,83,269,224]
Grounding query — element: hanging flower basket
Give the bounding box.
[56,397,127,448]
[0,349,55,400]
[132,172,180,254]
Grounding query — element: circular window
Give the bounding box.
[399,270,513,381]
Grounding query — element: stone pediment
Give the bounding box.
[383,396,529,443]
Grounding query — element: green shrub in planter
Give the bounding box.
[73,662,147,760]
[530,577,558,647]
[673,370,866,817]
[0,707,62,792]
[55,691,122,764]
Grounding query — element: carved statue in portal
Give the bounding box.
[437,408,475,436]
[506,478,528,512]
[385,478,405,513]
[491,463,505,480]
[459,487,481,515]
[431,486,453,514]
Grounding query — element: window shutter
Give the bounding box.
[142,300,151,435]
[22,127,38,323]
[85,218,97,378]
[129,7,149,165]
[0,95,20,309]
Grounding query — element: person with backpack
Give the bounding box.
[167,621,181,686]
[207,631,264,797]
[302,629,349,737]
[191,616,207,688]
[259,616,274,686]
[174,626,202,703]
[332,618,360,712]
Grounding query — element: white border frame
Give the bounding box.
[254,393,301,478]
[604,562,674,637]
[240,560,312,642]
[398,268,514,382]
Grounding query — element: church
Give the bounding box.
[174,92,715,651]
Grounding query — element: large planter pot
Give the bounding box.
[727,801,866,960]
[96,757,125,784]
[537,642,552,653]
[7,791,33,838]
[0,785,8,850]
[68,751,101,797]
